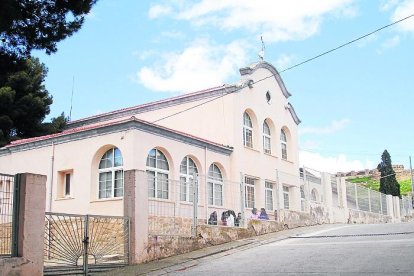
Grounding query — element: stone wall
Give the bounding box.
[141,205,397,262]
[348,209,392,224]
[144,220,284,262]
[275,204,330,228]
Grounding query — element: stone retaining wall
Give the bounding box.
[348,209,392,224]
[142,205,397,262]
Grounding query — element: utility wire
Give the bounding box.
[152,13,414,124]
[300,148,412,158]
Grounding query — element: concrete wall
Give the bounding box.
[0,174,46,276]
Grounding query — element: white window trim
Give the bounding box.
[146,149,170,200]
[265,181,274,211]
[243,112,253,148]
[98,165,123,199]
[207,164,223,206]
[263,122,271,154]
[281,130,288,160]
[98,148,124,200]
[245,176,256,208]
[180,156,198,202]
[64,172,73,198]
[283,185,290,210]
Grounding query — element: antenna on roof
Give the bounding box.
[259,34,265,61]
[69,76,74,121]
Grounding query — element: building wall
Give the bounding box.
[0,129,231,216]
[0,62,301,215]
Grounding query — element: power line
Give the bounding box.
[300,147,411,158]
[152,13,414,124]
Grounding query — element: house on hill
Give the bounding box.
[0,61,302,219]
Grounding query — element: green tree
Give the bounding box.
[377,150,401,197]
[0,0,97,146]
[1,0,97,58]
[0,57,58,146]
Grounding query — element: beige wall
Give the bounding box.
[0,129,231,216]
[0,63,301,215]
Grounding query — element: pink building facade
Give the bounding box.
[0,61,301,217]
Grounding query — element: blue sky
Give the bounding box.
[33,0,414,173]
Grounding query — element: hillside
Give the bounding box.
[347,176,412,196]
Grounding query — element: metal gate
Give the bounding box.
[0,173,17,257]
[44,212,129,275]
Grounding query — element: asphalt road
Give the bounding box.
[172,222,414,276]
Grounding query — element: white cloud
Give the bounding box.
[379,0,400,12]
[274,54,297,71]
[149,4,172,19]
[300,119,350,135]
[152,0,355,43]
[391,0,414,32]
[300,151,374,173]
[376,35,400,54]
[137,39,249,93]
[161,31,185,39]
[382,35,400,48]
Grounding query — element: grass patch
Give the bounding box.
[399,179,412,196]
[347,176,412,196]
[347,176,380,191]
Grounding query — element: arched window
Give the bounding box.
[98,147,123,199]
[300,185,306,211]
[146,148,169,199]
[280,129,288,160]
[180,156,198,202]
[207,164,223,206]
[263,121,271,154]
[311,188,319,202]
[243,112,253,148]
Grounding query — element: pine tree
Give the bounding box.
[377,150,401,198]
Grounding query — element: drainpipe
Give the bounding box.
[48,142,55,212]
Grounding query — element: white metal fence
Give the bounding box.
[345,181,389,215]
[140,168,412,238]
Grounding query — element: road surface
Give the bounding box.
[173,222,414,275]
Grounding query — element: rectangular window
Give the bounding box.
[208,182,214,205]
[180,177,197,202]
[281,143,287,160]
[180,177,187,201]
[243,128,253,148]
[64,173,71,196]
[283,185,290,210]
[263,136,271,154]
[114,170,123,197]
[245,177,255,208]
[208,181,223,206]
[147,171,169,199]
[265,181,274,211]
[157,173,169,199]
[147,171,156,198]
[99,172,112,199]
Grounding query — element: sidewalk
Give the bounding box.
[102,224,341,276]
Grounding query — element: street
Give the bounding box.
[172,222,414,275]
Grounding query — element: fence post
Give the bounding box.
[321,172,333,222]
[386,194,394,221]
[83,215,89,275]
[368,189,372,212]
[124,170,149,264]
[380,193,383,214]
[192,174,198,237]
[239,172,246,227]
[11,173,46,275]
[354,183,359,210]
[303,167,310,212]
